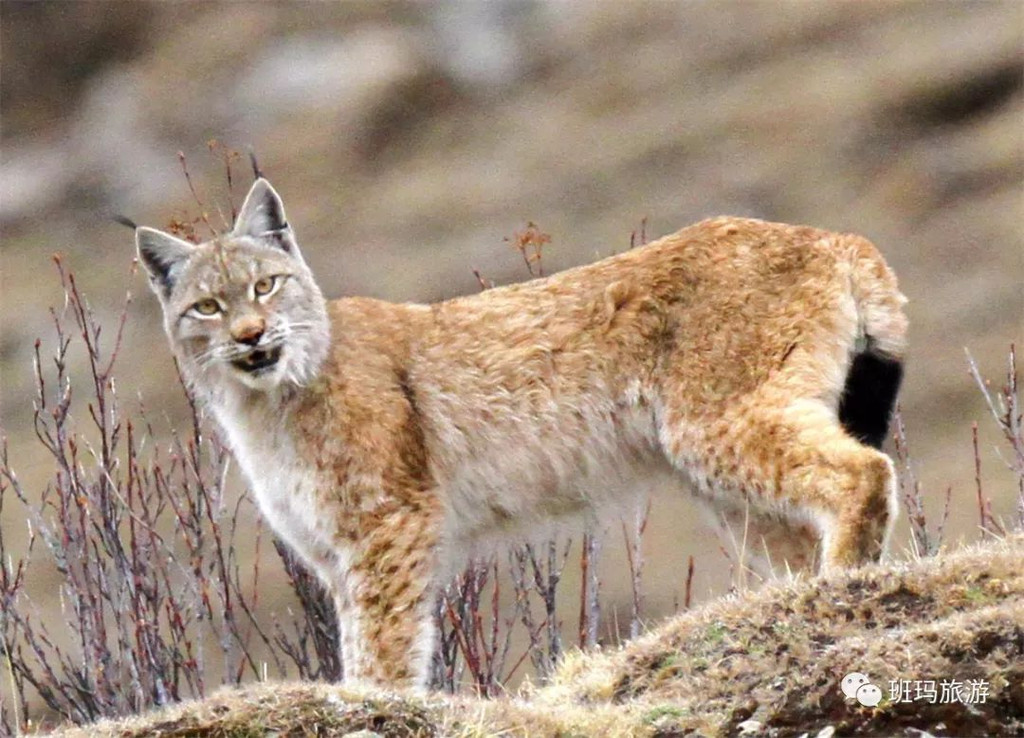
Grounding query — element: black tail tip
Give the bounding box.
[839,350,904,449]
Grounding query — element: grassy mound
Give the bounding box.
[44,682,638,738]
[545,534,1024,736]
[44,536,1024,738]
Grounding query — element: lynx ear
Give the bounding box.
[136,227,194,297]
[233,178,298,255]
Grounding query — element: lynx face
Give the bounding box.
[137,181,330,394]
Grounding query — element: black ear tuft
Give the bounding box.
[113,214,138,230]
[136,227,194,297]
[249,148,263,180]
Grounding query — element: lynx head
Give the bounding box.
[137,178,330,396]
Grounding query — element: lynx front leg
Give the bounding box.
[334,504,442,689]
[331,588,360,683]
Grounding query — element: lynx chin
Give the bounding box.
[137,177,907,689]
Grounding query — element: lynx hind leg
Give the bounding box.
[664,398,898,575]
[334,507,442,690]
[698,496,821,581]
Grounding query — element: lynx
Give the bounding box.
[136,177,907,689]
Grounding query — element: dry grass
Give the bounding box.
[41,679,639,738]
[546,534,1024,736]
[37,535,1024,738]
[50,684,440,738]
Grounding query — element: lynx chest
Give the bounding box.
[213,401,345,578]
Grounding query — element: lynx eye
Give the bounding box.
[253,275,279,298]
[192,298,222,317]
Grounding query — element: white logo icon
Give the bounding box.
[842,672,882,707]
[856,683,882,707]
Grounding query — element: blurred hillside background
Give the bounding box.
[1,0,1022,702]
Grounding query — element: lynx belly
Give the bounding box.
[434,391,674,541]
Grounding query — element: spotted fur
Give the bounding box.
[137,178,908,689]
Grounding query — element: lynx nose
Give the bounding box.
[231,317,266,346]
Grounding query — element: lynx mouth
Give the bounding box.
[231,345,282,375]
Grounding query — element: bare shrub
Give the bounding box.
[1,261,266,729]
[892,406,952,557]
[967,344,1023,531]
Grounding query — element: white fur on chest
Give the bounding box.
[212,397,344,577]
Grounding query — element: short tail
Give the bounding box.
[838,236,908,449]
[839,348,903,448]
